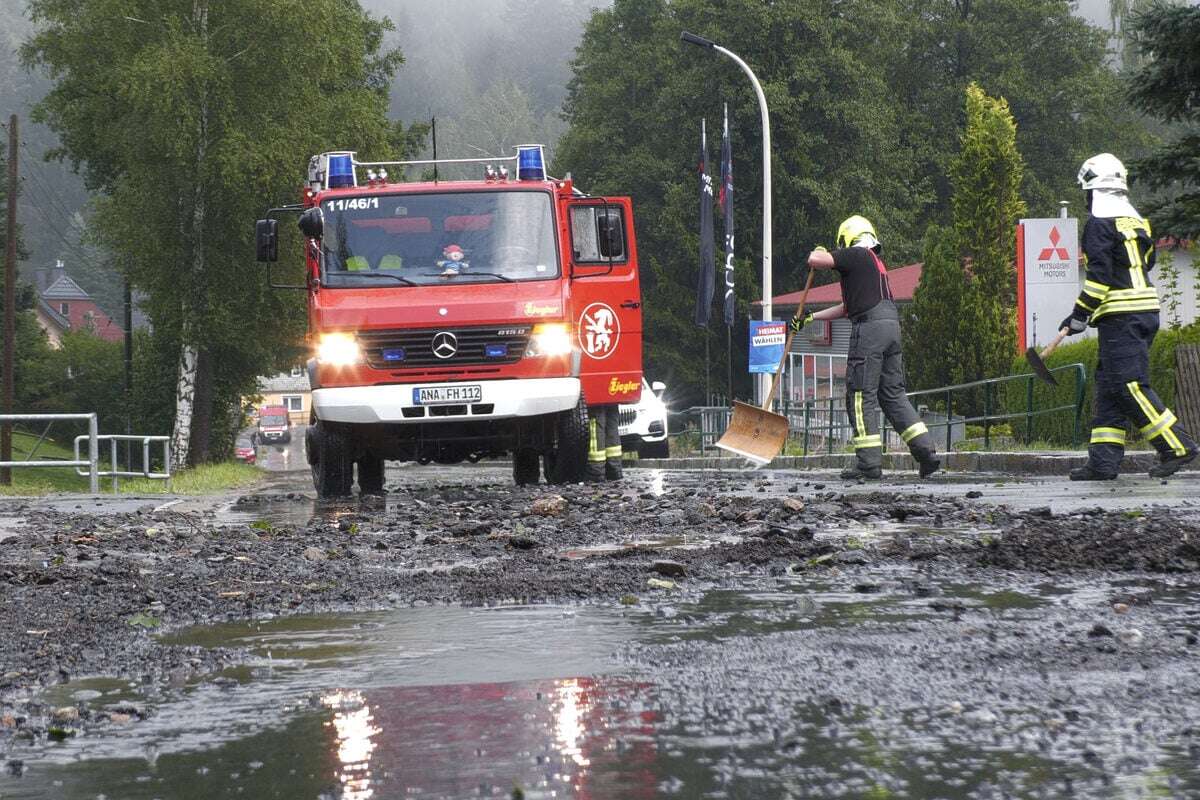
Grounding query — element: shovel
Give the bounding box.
[1024,327,1069,386]
[715,269,816,466]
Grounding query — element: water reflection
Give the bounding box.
[307,677,663,799]
[323,690,380,800]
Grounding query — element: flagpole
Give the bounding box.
[681,32,771,406]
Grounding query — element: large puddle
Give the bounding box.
[6,570,1200,798]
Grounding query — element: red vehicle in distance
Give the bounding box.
[256,145,643,497]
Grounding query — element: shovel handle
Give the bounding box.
[762,268,817,411]
[1039,327,1070,359]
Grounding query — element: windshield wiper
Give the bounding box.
[422,272,515,283]
[331,272,417,286]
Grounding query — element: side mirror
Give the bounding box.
[255,219,278,262]
[597,208,625,260]
[651,380,665,398]
[298,206,324,239]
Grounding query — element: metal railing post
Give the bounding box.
[803,399,810,456]
[1026,376,1035,442]
[945,390,953,452]
[110,438,118,493]
[88,413,99,494]
[827,394,835,454]
[983,382,992,449]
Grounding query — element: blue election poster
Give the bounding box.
[748,321,787,374]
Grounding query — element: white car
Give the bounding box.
[619,378,669,459]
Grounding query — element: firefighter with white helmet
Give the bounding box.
[1061,153,1197,479]
[794,215,940,480]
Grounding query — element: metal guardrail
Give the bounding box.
[74,434,171,493]
[789,362,1088,455]
[683,362,1088,457]
[0,413,99,493]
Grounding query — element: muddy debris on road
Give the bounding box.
[1,477,1198,750]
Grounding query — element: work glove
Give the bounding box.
[790,311,815,333]
[1059,315,1088,336]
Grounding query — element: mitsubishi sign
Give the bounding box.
[1017,217,1089,350]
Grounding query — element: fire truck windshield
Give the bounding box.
[319,190,558,286]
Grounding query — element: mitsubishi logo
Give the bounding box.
[1038,226,1071,261]
[431,331,458,359]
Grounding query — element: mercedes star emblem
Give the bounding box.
[431,331,458,359]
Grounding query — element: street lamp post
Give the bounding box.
[681,31,772,406]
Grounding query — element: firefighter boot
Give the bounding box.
[1070,464,1118,481]
[601,405,623,481]
[840,465,882,481]
[1149,446,1198,479]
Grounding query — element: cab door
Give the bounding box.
[565,198,643,405]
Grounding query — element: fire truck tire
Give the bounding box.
[512,449,541,485]
[357,456,386,495]
[547,397,588,484]
[311,422,353,498]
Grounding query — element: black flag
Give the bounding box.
[719,104,735,326]
[695,119,716,327]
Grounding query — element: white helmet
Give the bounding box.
[1078,153,1128,192]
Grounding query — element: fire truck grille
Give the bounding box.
[358,325,533,369]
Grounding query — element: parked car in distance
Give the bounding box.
[234,440,257,465]
[619,378,669,459]
[256,405,292,445]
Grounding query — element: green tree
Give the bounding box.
[557,0,931,401]
[23,0,425,467]
[556,0,1140,403]
[905,84,1026,399]
[889,0,1146,218]
[1125,1,1200,238]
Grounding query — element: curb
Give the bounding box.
[627,450,1193,476]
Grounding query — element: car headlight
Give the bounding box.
[525,323,573,357]
[316,332,361,366]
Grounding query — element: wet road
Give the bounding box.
[2,464,1200,799]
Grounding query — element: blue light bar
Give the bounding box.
[328,153,356,188]
[516,145,546,181]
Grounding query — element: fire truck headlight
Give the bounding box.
[316,332,362,366]
[526,323,572,357]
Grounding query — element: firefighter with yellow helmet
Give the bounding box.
[1060,153,1197,480]
[794,215,940,480]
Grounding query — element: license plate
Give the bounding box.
[412,384,482,405]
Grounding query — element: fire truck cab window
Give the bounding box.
[319,191,557,286]
[570,206,626,263]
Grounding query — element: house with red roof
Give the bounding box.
[32,261,124,347]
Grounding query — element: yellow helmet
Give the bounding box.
[836,215,880,251]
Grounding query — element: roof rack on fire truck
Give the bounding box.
[307,145,555,192]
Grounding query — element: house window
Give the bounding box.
[290,366,304,378]
[59,302,69,316]
[282,395,303,412]
[807,319,832,346]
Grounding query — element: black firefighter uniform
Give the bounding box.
[1069,215,1197,475]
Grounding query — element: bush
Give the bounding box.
[1004,321,1200,445]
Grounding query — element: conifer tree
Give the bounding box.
[905,84,1026,402]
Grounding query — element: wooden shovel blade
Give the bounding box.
[1024,346,1058,386]
[714,400,790,467]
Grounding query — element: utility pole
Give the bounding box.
[681,33,772,405]
[124,278,133,471]
[2,115,17,485]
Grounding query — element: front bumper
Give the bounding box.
[619,411,667,442]
[313,377,581,424]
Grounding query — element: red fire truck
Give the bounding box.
[255,146,642,497]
